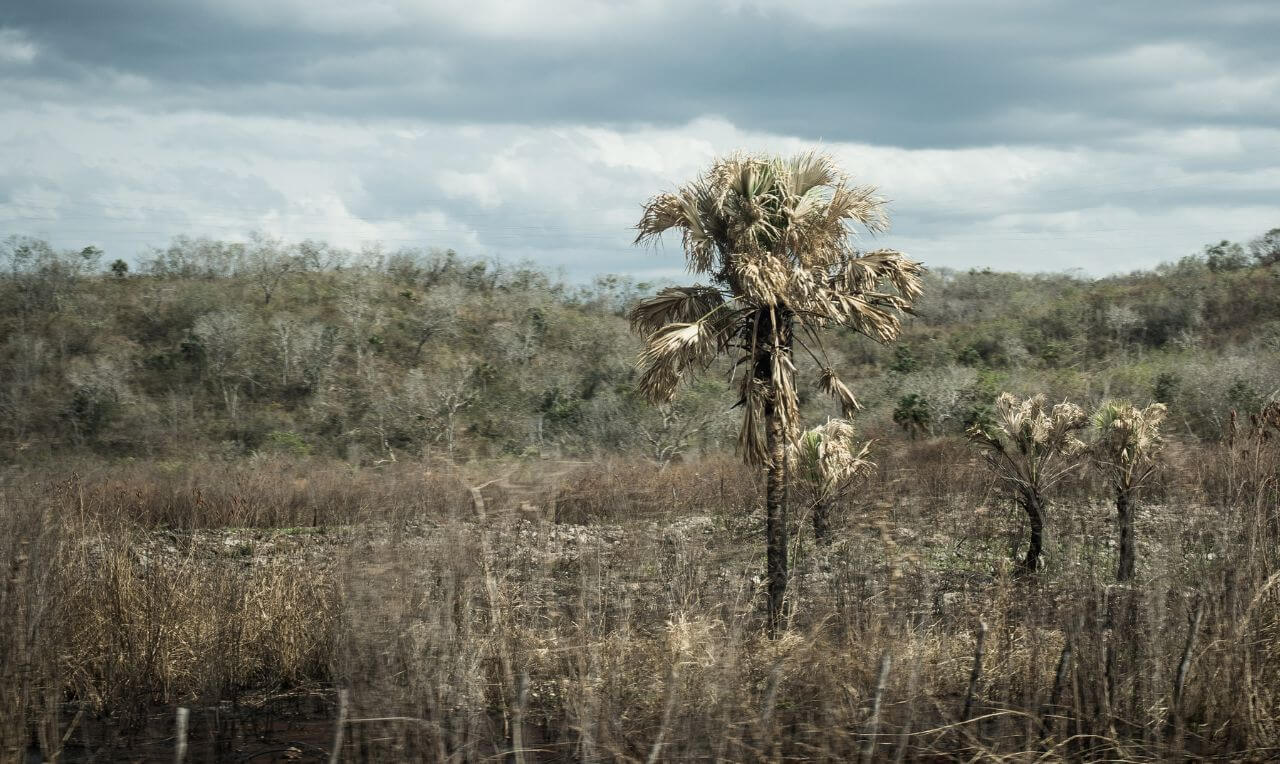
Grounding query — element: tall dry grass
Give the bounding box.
[0,436,1277,761]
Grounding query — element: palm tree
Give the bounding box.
[1092,401,1167,581]
[630,152,923,630]
[968,393,1088,572]
[789,418,874,544]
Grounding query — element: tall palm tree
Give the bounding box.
[630,152,923,630]
[968,393,1088,572]
[1092,401,1167,581]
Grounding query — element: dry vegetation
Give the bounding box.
[2,428,1278,762]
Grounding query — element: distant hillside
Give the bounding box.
[2,229,1278,461]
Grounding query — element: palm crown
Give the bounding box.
[789,418,874,497]
[1093,400,1167,492]
[968,392,1089,496]
[630,152,923,464]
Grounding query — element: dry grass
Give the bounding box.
[1,437,1278,761]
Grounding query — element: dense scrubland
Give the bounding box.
[3,229,1280,460]
[2,227,1280,761]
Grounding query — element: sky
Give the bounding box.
[2,0,1279,280]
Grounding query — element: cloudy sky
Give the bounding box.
[2,1,1278,280]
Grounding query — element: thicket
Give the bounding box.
[2,228,1279,464]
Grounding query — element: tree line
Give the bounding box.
[0,214,1276,466]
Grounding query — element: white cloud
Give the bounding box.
[2,99,1277,279]
[1071,42,1280,119]
[0,27,38,64]
[1077,43,1221,80]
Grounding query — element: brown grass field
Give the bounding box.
[2,434,1278,762]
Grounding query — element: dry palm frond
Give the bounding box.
[857,250,926,299]
[785,151,840,198]
[636,319,725,403]
[819,367,861,417]
[822,291,905,342]
[825,184,889,235]
[634,192,685,246]
[831,250,924,301]
[771,349,800,443]
[736,379,769,467]
[637,360,683,405]
[736,254,792,304]
[629,286,727,338]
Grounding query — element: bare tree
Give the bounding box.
[1,236,100,316]
[142,235,243,279]
[296,322,339,394]
[269,314,301,387]
[391,365,480,460]
[409,285,464,362]
[0,334,50,443]
[64,354,134,444]
[295,239,348,272]
[336,269,383,381]
[242,232,299,305]
[191,310,254,422]
[638,403,722,467]
[435,368,479,460]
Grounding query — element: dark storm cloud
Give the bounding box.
[2,1,1278,277]
[6,0,1278,148]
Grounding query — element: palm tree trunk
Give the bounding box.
[1022,493,1046,572]
[813,498,831,545]
[765,395,788,634]
[755,306,793,634]
[1116,490,1135,581]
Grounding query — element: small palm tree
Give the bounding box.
[968,392,1088,572]
[789,419,874,544]
[631,152,923,629]
[1092,401,1167,581]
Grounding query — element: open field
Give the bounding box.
[6,4,1280,762]
[3,436,1277,762]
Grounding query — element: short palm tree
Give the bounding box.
[1092,401,1167,581]
[789,418,874,544]
[968,392,1088,572]
[631,151,923,629]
